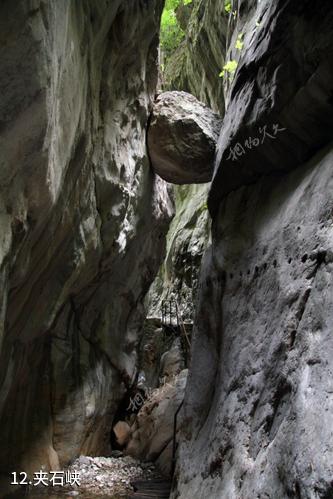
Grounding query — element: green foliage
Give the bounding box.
[235,33,244,50]
[224,0,232,13]
[224,1,237,19]
[160,0,187,58]
[219,60,238,79]
[165,0,181,8]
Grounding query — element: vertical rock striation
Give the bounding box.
[0,0,173,482]
[163,0,227,114]
[148,183,210,322]
[173,1,333,498]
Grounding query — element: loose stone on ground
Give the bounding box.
[31,455,162,497]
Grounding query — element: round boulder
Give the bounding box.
[148,91,222,184]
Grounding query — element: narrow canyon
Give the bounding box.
[0,1,332,498]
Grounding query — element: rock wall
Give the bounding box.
[148,184,210,322]
[163,0,227,114]
[209,0,333,213]
[0,0,173,483]
[173,1,333,498]
[175,145,333,499]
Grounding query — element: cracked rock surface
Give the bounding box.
[173,141,333,499]
[0,0,173,488]
[208,0,333,214]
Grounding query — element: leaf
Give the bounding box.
[224,1,232,13]
[219,60,238,81]
[160,1,185,58]
[223,60,238,74]
[235,33,244,50]
[165,0,180,9]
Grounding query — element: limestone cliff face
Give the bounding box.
[148,184,210,322]
[209,0,333,213]
[175,147,333,499]
[173,1,333,498]
[164,0,227,114]
[0,0,173,479]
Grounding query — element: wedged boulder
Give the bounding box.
[148,91,222,184]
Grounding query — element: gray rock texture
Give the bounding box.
[137,317,187,391]
[209,0,333,214]
[160,337,185,380]
[0,0,173,485]
[174,144,333,499]
[148,91,222,184]
[147,184,211,322]
[172,1,333,498]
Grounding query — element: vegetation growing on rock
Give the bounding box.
[160,0,193,63]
